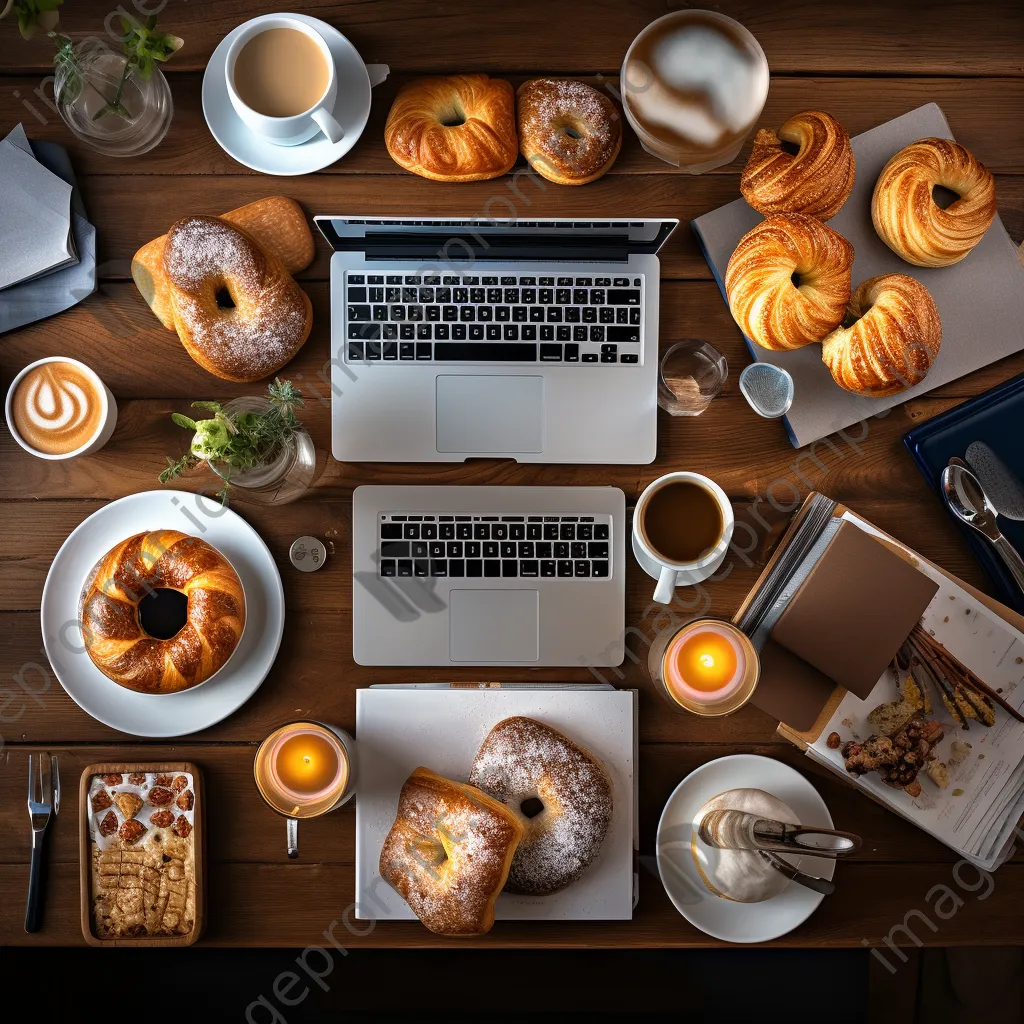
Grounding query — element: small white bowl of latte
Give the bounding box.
[5,356,117,460]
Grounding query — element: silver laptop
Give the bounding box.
[352,485,625,667]
[316,216,678,464]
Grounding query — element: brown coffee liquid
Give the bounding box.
[642,481,723,564]
[233,28,329,117]
[11,361,103,455]
[624,11,767,160]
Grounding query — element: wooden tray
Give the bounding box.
[79,761,205,947]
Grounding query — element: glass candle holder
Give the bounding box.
[254,721,355,858]
[658,340,728,416]
[648,618,760,716]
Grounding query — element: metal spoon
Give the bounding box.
[942,458,1024,596]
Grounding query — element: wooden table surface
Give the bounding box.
[2,0,1024,949]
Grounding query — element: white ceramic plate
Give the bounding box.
[201,13,377,176]
[656,754,836,943]
[41,490,284,738]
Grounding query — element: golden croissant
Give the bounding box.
[821,274,942,397]
[385,75,518,182]
[725,213,854,351]
[741,110,855,221]
[872,138,996,267]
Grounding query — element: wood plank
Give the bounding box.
[1,0,1021,76]
[3,858,1022,947]
[6,283,1024,404]
[5,75,1024,177]
[3,743,1004,869]
[63,173,1024,283]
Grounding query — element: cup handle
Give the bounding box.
[366,63,390,88]
[286,817,299,859]
[653,565,677,605]
[311,106,344,144]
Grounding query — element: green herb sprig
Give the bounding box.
[160,380,305,503]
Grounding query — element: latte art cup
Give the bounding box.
[5,356,117,461]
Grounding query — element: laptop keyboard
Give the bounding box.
[345,273,643,365]
[377,513,612,579]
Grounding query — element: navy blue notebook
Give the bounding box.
[904,372,1024,614]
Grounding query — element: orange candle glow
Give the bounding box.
[255,722,351,818]
[659,620,758,714]
[675,630,740,692]
[275,731,341,796]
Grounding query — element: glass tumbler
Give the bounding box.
[658,340,728,416]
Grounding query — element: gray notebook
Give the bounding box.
[692,103,1024,449]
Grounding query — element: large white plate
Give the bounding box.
[656,754,836,943]
[41,490,284,738]
[202,14,374,176]
[355,688,636,921]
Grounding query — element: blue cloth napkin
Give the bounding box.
[0,124,97,335]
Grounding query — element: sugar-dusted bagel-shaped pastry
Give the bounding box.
[384,75,518,182]
[872,138,996,267]
[163,216,313,383]
[80,530,245,694]
[379,767,524,936]
[741,110,855,221]
[469,717,613,896]
[821,274,942,397]
[725,213,854,351]
[516,78,622,185]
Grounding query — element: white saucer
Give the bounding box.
[41,490,285,738]
[202,14,379,176]
[656,754,837,943]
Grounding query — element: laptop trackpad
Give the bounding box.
[449,590,540,663]
[436,375,544,453]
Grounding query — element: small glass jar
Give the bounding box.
[649,618,760,716]
[216,397,318,505]
[658,340,728,416]
[54,42,173,157]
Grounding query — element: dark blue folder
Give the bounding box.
[904,372,1024,613]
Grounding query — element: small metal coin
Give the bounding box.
[289,536,327,572]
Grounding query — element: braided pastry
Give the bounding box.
[385,75,518,182]
[821,274,942,397]
[741,110,855,220]
[80,531,245,694]
[725,213,854,351]
[872,138,996,267]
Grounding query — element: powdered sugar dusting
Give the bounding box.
[518,79,620,180]
[164,216,309,381]
[469,717,612,896]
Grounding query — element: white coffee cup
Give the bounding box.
[632,471,734,604]
[225,15,344,147]
[5,356,117,460]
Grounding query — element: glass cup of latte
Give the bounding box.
[621,9,769,173]
[5,356,117,460]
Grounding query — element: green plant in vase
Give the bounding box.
[160,380,309,504]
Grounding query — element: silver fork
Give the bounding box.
[25,753,59,933]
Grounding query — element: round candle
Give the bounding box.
[255,722,351,818]
[663,621,749,707]
[273,731,342,797]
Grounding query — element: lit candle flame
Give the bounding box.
[699,653,715,669]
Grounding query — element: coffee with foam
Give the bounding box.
[623,11,769,172]
[11,360,104,455]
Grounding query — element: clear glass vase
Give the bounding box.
[54,43,173,157]
[214,398,318,506]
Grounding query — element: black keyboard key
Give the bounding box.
[486,325,502,340]
[453,288,468,302]
[467,560,483,577]
[522,325,537,341]
[460,305,476,321]
[595,524,610,540]
[349,304,371,321]
[396,560,412,577]
[590,325,605,342]
[417,324,432,340]
[540,325,554,341]
[630,307,642,324]
[484,561,501,578]
[387,275,402,284]
[565,307,581,323]
[596,278,611,286]
[380,560,396,576]
[582,307,597,323]
[495,306,511,322]
[347,342,364,360]
[439,523,455,540]
[536,542,553,558]
[521,288,536,303]
[518,541,534,557]
[430,560,448,576]
[483,541,499,558]
[372,305,388,320]
[492,524,508,540]
[557,326,571,341]
[577,524,593,540]
[520,560,539,577]
[573,289,588,304]
[574,326,587,342]
[416,342,432,359]
[487,288,502,303]
[502,560,518,577]
[403,523,420,539]
[571,542,587,558]
[576,277,593,286]
[456,523,472,539]
[405,276,421,285]
[380,537,409,556]
[500,542,516,558]
[408,305,424,321]
[601,351,617,363]
[554,542,570,558]
[505,288,520,303]
[560,523,576,539]
[512,306,527,322]
[541,560,557,577]
[470,288,485,303]
[369,288,384,302]
[501,276,516,285]
[399,341,415,359]
[543,524,559,540]
[474,524,489,539]
[613,277,629,286]
[368,275,384,284]
[582,352,598,362]
[414,560,429,577]
[426,305,441,321]
[600,307,615,323]
[410,541,428,558]
[529,306,545,323]
[591,289,605,304]
[435,324,450,340]
[540,344,562,361]
[452,324,467,340]
[446,541,462,557]
[469,325,485,339]
[349,274,365,284]
[428,541,444,557]
[558,276,572,286]
[608,325,640,343]
[348,287,367,302]
[621,353,639,364]
[574,561,591,577]
[608,289,641,305]
[557,560,574,577]
[381,523,403,539]
[527,523,542,540]
[433,343,537,361]
[592,560,610,578]
[386,287,401,302]
[442,305,458,321]
[503,325,519,340]
[449,560,465,577]
[382,341,398,358]
[510,524,526,540]
[589,541,610,558]
[419,287,435,302]
[436,288,451,303]
[564,343,579,362]
[465,541,481,557]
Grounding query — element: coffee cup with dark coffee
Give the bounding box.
[632,472,733,602]
[5,356,117,460]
